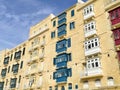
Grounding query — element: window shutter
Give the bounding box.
[68,38,71,47]
[53,72,56,79]
[67,68,72,77]
[53,58,56,65]
[68,53,72,61]
[22,48,25,55]
[20,61,23,69]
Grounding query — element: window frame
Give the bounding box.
[84,4,94,16]
[86,58,101,69]
[84,38,100,51]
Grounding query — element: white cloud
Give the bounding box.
[0,1,55,50]
[0,39,16,47]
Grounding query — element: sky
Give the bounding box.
[0,0,87,51]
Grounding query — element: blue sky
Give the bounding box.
[0,0,87,50]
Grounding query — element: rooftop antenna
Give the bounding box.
[77,0,85,3]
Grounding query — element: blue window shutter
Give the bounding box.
[70,23,71,30]
[53,72,56,79]
[71,10,74,17]
[53,58,56,65]
[68,53,72,61]
[67,68,72,77]
[56,43,58,52]
[68,38,71,47]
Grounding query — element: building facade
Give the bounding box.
[0,0,120,90]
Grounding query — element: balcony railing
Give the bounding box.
[30,69,37,75]
[80,68,103,79]
[29,27,49,39]
[40,53,44,59]
[40,41,45,47]
[85,47,101,56]
[31,56,38,62]
[85,29,96,37]
[56,76,67,83]
[84,12,95,20]
[36,77,42,88]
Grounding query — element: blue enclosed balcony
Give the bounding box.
[58,29,66,38]
[56,61,67,68]
[53,68,72,83]
[56,76,67,83]
[57,24,66,38]
[56,39,67,53]
[58,18,66,26]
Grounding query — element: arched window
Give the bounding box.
[83,81,89,89]
[108,77,114,86]
[75,83,78,90]
[68,83,72,90]
[95,79,101,87]
[61,86,65,90]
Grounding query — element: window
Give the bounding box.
[56,39,67,53]
[0,82,4,90]
[51,31,56,38]
[61,86,65,90]
[53,20,56,27]
[110,8,120,20]
[95,79,101,87]
[71,10,74,17]
[55,85,58,90]
[84,4,94,16]
[29,78,34,87]
[6,79,8,86]
[4,56,9,65]
[8,66,10,73]
[75,84,78,90]
[14,51,21,60]
[22,48,25,55]
[113,29,120,40]
[10,54,13,61]
[68,83,72,90]
[53,68,72,79]
[12,64,19,74]
[18,75,21,83]
[68,68,72,77]
[70,22,75,30]
[10,78,17,88]
[20,61,23,69]
[53,53,72,67]
[84,21,96,33]
[108,77,114,86]
[49,86,52,90]
[68,53,72,61]
[56,38,71,53]
[86,58,101,69]
[58,24,66,37]
[83,81,89,89]
[1,68,7,77]
[84,38,99,51]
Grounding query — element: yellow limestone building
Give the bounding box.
[0,0,120,90]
